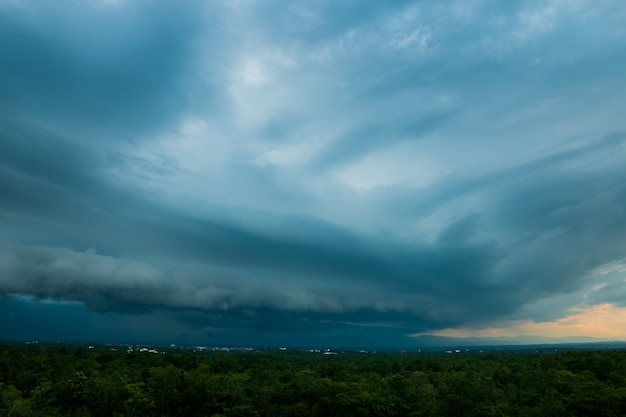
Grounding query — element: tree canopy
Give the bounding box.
[2,343,626,417]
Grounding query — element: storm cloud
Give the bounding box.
[1,0,626,347]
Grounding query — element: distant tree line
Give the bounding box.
[2,343,626,416]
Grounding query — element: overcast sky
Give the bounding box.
[2,0,626,348]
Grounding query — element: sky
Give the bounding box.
[1,0,626,348]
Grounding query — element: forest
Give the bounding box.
[2,342,626,417]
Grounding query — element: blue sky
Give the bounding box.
[1,0,626,347]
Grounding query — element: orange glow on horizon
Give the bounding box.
[413,303,626,340]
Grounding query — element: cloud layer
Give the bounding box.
[2,0,626,346]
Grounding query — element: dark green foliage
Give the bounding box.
[2,344,626,416]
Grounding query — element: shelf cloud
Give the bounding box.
[2,0,626,347]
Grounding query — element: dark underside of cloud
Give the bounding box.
[2,123,625,344]
[1,0,626,346]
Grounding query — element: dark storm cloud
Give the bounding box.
[0,0,213,137]
[1,127,625,341]
[1,0,626,345]
[0,116,508,328]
